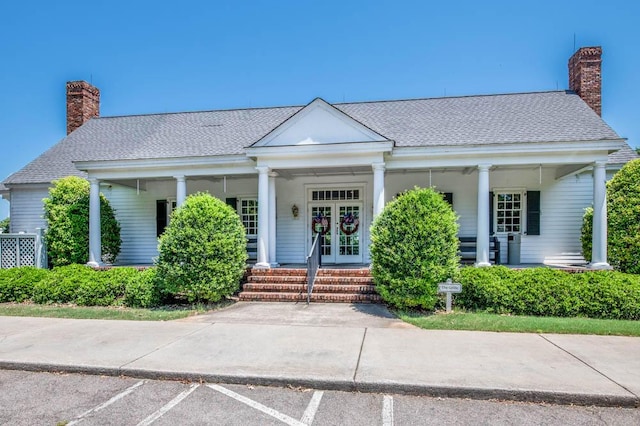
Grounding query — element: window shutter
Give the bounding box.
[443,192,453,206]
[225,197,238,210]
[527,191,541,235]
[156,200,167,238]
[489,191,494,235]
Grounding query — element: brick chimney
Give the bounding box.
[66,81,100,134]
[568,46,602,116]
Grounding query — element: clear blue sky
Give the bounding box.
[1,0,638,219]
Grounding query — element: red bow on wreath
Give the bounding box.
[340,212,359,235]
[311,213,330,235]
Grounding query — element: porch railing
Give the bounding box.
[0,228,47,269]
[306,233,322,305]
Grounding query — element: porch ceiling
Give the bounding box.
[273,166,372,178]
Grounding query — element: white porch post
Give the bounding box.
[256,166,270,268]
[372,162,386,218]
[175,175,187,207]
[87,178,102,267]
[476,164,492,267]
[268,171,278,266]
[590,161,611,269]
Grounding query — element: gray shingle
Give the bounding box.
[607,143,639,164]
[3,91,623,185]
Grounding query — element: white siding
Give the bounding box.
[9,187,48,234]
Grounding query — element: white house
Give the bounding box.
[1,46,637,270]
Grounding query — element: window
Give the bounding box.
[311,189,360,201]
[240,199,258,236]
[495,192,522,233]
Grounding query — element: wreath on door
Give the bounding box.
[340,212,360,235]
[311,213,330,235]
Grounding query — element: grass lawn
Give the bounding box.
[0,300,234,321]
[396,310,640,337]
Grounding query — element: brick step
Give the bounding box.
[247,275,308,284]
[242,283,377,294]
[316,268,371,277]
[247,275,373,285]
[314,276,373,285]
[249,268,306,276]
[238,292,382,303]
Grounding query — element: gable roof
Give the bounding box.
[3,90,623,185]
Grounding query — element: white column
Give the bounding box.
[87,178,102,267]
[255,166,270,268]
[268,171,278,267]
[372,162,386,218]
[175,175,187,207]
[476,164,491,267]
[590,161,611,269]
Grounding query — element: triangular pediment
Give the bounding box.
[252,98,388,147]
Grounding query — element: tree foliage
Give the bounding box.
[0,217,9,233]
[370,187,459,309]
[156,193,248,303]
[43,176,121,266]
[581,159,640,273]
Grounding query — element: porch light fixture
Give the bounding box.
[291,204,299,218]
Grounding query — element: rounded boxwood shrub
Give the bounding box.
[370,187,459,309]
[156,193,248,303]
[581,159,640,273]
[44,176,122,266]
[0,267,49,302]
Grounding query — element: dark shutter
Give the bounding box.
[156,200,167,238]
[489,191,494,235]
[443,192,453,206]
[527,191,541,235]
[225,197,238,210]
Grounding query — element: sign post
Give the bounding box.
[437,278,462,313]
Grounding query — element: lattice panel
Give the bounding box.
[0,236,38,268]
[0,238,17,268]
[19,237,36,266]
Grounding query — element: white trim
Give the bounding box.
[252,98,388,147]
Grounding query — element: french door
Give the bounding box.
[310,202,363,264]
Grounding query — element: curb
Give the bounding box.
[1,361,638,408]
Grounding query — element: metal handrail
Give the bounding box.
[306,233,322,305]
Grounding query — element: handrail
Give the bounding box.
[306,233,322,305]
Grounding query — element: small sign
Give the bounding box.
[438,281,462,293]
[438,279,462,313]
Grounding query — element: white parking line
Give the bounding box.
[382,395,394,426]
[67,380,145,425]
[207,384,306,426]
[136,383,200,426]
[300,391,324,425]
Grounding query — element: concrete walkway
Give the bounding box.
[1,302,639,407]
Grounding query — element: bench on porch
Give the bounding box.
[458,236,501,265]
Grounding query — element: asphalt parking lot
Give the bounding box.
[1,370,639,425]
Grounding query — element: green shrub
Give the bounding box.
[156,193,248,303]
[581,159,640,273]
[370,187,459,310]
[124,268,160,308]
[580,207,593,262]
[0,267,49,302]
[43,176,122,266]
[32,264,96,304]
[457,266,640,320]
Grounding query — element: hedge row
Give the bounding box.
[0,265,159,308]
[456,266,640,320]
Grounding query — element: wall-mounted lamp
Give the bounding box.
[291,204,299,218]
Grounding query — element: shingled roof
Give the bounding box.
[3,90,625,185]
